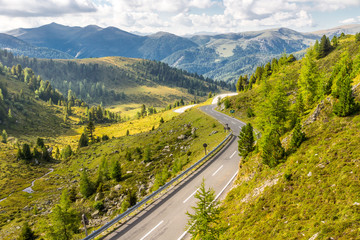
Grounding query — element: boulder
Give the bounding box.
[177,135,186,140]
[113,184,122,191]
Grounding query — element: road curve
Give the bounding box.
[103,104,245,240]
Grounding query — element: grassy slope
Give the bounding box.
[216,37,360,239]
[0,107,227,239]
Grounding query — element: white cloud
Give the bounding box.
[340,16,360,24]
[0,0,359,34]
[0,0,96,17]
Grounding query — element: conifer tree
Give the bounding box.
[258,81,289,132]
[18,222,36,240]
[61,145,72,160]
[298,47,320,108]
[236,75,247,92]
[334,75,357,117]
[86,121,95,142]
[78,133,88,148]
[331,35,338,47]
[186,179,220,239]
[331,51,353,98]
[46,189,80,240]
[261,128,285,168]
[80,170,94,198]
[110,160,122,182]
[355,32,360,42]
[1,129,7,143]
[290,118,306,150]
[238,123,255,158]
[318,35,331,58]
[22,143,32,161]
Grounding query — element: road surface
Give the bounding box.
[103,104,245,240]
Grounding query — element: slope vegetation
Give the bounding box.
[215,35,360,239]
[0,50,233,107]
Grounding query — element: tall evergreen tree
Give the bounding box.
[261,128,285,168]
[86,121,95,142]
[78,133,89,148]
[355,32,360,42]
[236,75,247,92]
[1,129,7,143]
[331,51,353,98]
[18,222,36,240]
[22,143,32,161]
[46,189,80,240]
[298,47,320,108]
[318,35,331,58]
[331,35,338,47]
[333,75,357,117]
[186,179,220,240]
[110,160,122,182]
[238,123,255,158]
[290,118,306,150]
[80,170,94,198]
[258,81,289,132]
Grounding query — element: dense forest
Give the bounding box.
[0,50,235,106]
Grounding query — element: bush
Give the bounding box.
[93,201,104,211]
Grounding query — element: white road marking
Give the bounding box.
[177,229,189,240]
[231,121,236,124]
[215,170,239,201]
[230,151,237,158]
[183,188,199,203]
[212,165,223,176]
[140,220,164,240]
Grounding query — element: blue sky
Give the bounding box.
[0,0,360,35]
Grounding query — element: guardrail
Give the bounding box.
[83,132,233,240]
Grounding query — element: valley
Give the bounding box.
[0,10,360,240]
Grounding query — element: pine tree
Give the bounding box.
[110,160,122,182]
[331,51,353,98]
[238,123,255,158]
[46,189,80,240]
[355,32,360,42]
[331,35,338,47]
[186,179,220,239]
[80,170,94,198]
[258,81,289,132]
[290,118,306,150]
[334,75,357,116]
[22,143,32,161]
[36,138,45,148]
[86,121,95,142]
[298,47,320,108]
[61,145,72,160]
[318,35,331,58]
[18,222,36,240]
[1,129,7,143]
[261,128,285,168]
[78,133,89,148]
[236,75,247,92]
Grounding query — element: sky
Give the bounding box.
[0,0,360,35]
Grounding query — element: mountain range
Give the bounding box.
[2,23,360,82]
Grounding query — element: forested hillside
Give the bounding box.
[0,50,234,107]
[212,33,360,239]
[0,59,228,238]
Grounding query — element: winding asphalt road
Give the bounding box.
[103,104,245,240]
